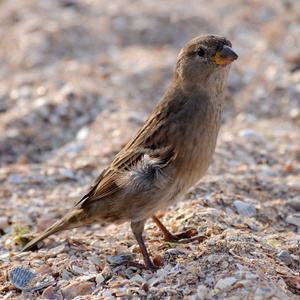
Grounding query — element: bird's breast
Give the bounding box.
[172,99,223,190]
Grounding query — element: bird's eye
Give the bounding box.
[197,47,205,57]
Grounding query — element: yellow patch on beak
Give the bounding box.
[210,52,225,65]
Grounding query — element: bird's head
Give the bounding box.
[175,35,238,94]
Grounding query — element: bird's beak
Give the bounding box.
[210,45,238,65]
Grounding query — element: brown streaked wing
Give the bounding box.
[75,109,175,208]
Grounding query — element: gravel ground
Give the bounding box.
[0,0,300,299]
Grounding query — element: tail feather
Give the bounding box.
[22,210,83,252]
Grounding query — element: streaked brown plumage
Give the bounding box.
[22,35,238,271]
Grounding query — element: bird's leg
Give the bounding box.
[152,215,206,243]
[131,220,158,272]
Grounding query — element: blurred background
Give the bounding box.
[0,0,299,167]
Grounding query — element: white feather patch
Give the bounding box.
[117,154,170,191]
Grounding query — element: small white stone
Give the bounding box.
[207,240,216,246]
[277,278,287,287]
[278,250,293,266]
[197,285,208,300]
[130,274,146,284]
[8,174,22,184]
[234,200,256,217]
[102,290,112,297]
[48,244,65,255]
[215,277,237,290]
[238,129,264,140]
[245,273,259,280]
[286,214,300,227]
[0,217,9,230]
[76,126,90,140]
[96,274,105,285]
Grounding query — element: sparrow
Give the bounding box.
[22,35,238,272]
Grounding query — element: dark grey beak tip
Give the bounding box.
[222,45,238,60]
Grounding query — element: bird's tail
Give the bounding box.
[22,209,82,252]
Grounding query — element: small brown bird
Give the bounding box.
[22,35,238,271]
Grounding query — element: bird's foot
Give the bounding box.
[152,215,206,244]
[162,228,207,243]
[146,261,160,273]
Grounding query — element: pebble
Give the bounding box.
[245,273,259,280]
[102,290,112,297]
[66,143,83,153]
[70,265,85,275]
[61,282,95,299]
[289,107,300,119]
[0,251,11,262]
[76,126,90,140]
[234,200,256,217]
[96,274,105,285]
[61,269,73,280]
[37,86,47,96]
[141,282,149,292]
[152,254,165,267]
[214,277,237,290]
[236,263,244,270]
[238,129,265,140]
[106,254,135,264]
[78,274,97,281]
[287,180,300,189]
[35,265,54,276]
[6,128,19,138]
[17,155,28,165]
[130,274,146,284]
[197,285,208,300]
[286,200,300,211]
[285,214,300,227]
[254,287,275,298]
[259,165,275,176]
[87,254,102,265]
[8,174,22,184]
[34,96,48,108]
[42,286,62,300]
[165,249,180,256]
[204,277,215,286]
[187,265,199,274]
[19,85,32,98]
[48,245,65,256]
[0,217,9,230]
[278,250,293,266]
[58,169,78,181]
[277,278,287,287]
